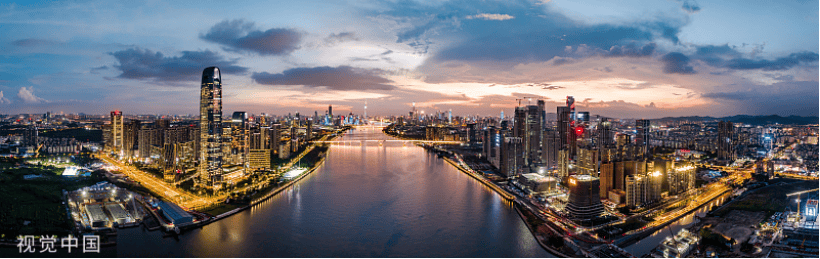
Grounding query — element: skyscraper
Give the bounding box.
[500,137,524,178]
[635,119,650,158]
[542,128,560,170]
[525,105,542,165]
[123,119,141,159]
[625,174,644,208]
[231,112,248,168]
[565,175,605,220]
[557,105,575,157]
[199,67,223,189]
[597,117,614,148]
[110,110,123,154]
[718,121,736,161]
[514,106,526,140]
[537,99,546,129]
[270,124,281,155]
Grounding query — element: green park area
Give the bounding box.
[0,157,104,238]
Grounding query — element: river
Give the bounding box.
[624,191,732,256]
[113,126,554,257]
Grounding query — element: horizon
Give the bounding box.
[0,0,818,118]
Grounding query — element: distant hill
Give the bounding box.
[650,115,819,125]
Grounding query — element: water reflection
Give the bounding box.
[116,128,554,257]
[625,191,732,257]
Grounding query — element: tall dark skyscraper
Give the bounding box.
[597,117,614,148]
[635,119,650,158]
[199,67,223,188]
[557,106,573,152]
[525,105,542,165]
[543,127,560,170]
[123,119,141,159]
[328,105,333,122]
[565,175,604,220]
[718,121,736,161]
[514,106,526,140]
[537,99,546,129]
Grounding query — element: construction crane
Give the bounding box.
[787,188,819,197]
[786,188,818,217]
[515,96,538,107]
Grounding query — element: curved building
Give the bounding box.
[199,67,223,188]
[565,175,604,219]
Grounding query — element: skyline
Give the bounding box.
[0,0,818,118]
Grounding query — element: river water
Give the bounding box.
[113,127,554,257]
[624,191,731,256]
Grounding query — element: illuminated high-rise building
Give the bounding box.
[717,121,736,161]
[542,128,560,170]
[635,119,650,158]
[110,110,123,154]
[625,174,644,208]
[123,119,141,159]
[270,124,281,154]
[499,137,524,178]
[199,67,223,188]
[557,105,574,156]
[565,175,604,220]
[231,112,248,168]
[597,117,615,148]
[483,126,502,168]
[599,162,614,199]
[524,105,542,165]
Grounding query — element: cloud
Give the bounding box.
[11,38,60,47]
[0,91,10,104]
[678,0,701,13]
[17,86,48,103]
[369,0,685,71]
[252,66,395,91]
[700,81,818,116]
[548,56,576,66]
[89,65,108,74]
[606,42,656,57]
[661,52,696,74]
[724,51,818,71]
[325,32,359,44]
[687,44,819,72]
[110,48,248,83]
[200,19,302,56]
[465,13,515,21]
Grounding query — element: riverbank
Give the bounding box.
[140,129,347,234]
[441,156,516,201]
[513,202,574,258]
[207,154,327,222]
[616,187,732,248]
[427,143,573,257]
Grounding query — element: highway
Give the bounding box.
[97,154,212,209]
[97,131,339,211]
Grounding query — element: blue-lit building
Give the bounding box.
[158,201,193,226]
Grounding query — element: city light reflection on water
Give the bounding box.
[114,127,554,257]
[625,191,732,257]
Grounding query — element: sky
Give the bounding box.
[0,0,817,119]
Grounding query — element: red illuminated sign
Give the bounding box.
[575,126,584,136]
